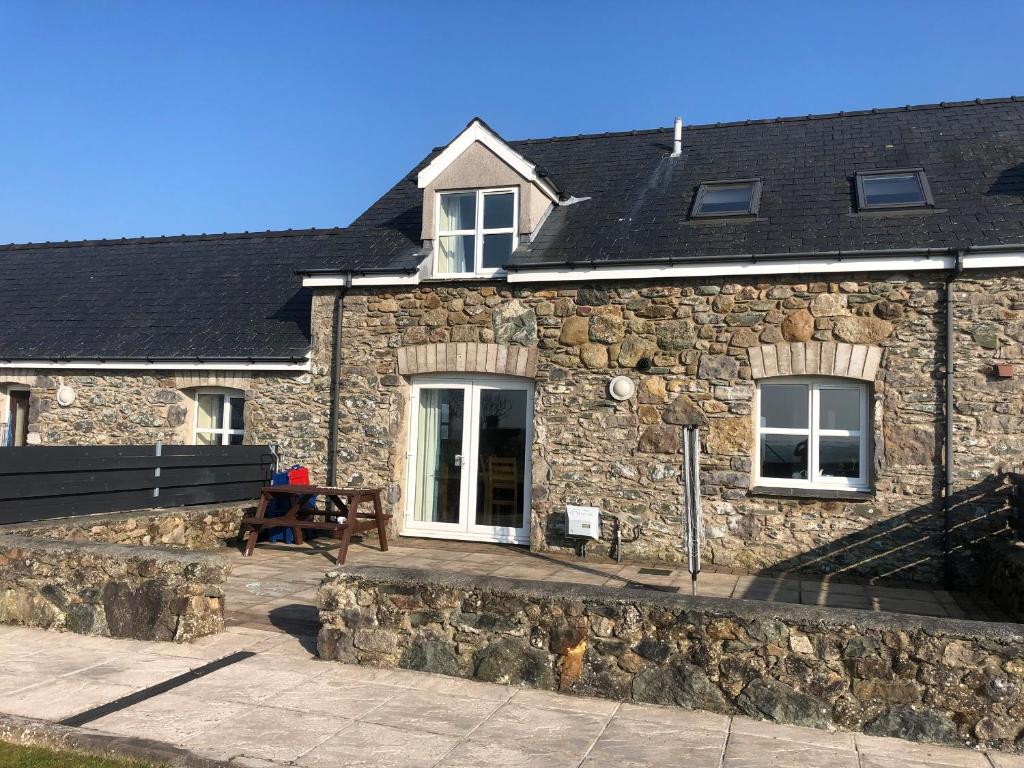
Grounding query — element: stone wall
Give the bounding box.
[318,567,1024,753]
[0,289,338,479]
[0,535,229,642]
[5,273,1022,584]
[3,502,251,550]
[329,273,1019,583]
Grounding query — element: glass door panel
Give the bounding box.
[412,388,465,525]
[474,389,528,531]
[8,391,29,447]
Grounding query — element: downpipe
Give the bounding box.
[943,252,964,589]
[326,287,348,509]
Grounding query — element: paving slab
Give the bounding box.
[297,720,459,768]
[437,739,582,768]
[466,702,608,760]
[88,690,254,744]
[183,704,348,763]
[271,675,397,718]
[359,688,504,737]
[0,625,1019,768]
[0,677,137,720]
[854,733,993,767]
[723,731,860,768]
[583,715,726,768]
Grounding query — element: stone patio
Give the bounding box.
[0,624,1021,767]
[222,534,1013,636]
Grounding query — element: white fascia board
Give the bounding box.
[417,121,560,203]
[961,252,1024,270]
[301,273,420,288]
[0,359,311,372]
[506,255,958,283]
[352,272,421,286]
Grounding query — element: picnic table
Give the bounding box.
[240,485,390,564]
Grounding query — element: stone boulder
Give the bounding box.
[580,343,609,369]
[698,354,739,380]
[559,316,590,346]
[811,293,847,317]
[590,310,626,344]
[781,309,815,342]
[705,417,752,455]
[577,286,610,306]
[639,425,681,453]
[656,319,696,351]
[474,638,554,688]
[737,679,830,729]
[632,660,729,711]
[400,635,464,676]
[661,395,708,426]
[865,705,959,745]
[492,300,537,345]
[617,335,656,368]
[833,316,893,344]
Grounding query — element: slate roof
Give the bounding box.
[324,97,1024,272]
[6,97,1024,362]
[0,230,337,361]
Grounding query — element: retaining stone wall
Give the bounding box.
[3,502,251,550]
[318,567,1024,753]
[0,535,229,642]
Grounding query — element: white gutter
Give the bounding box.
[302,272,421,288]
[0,358,311,372]
[507,251,1024,284]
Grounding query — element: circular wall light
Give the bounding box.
[56,385,76,407]
[608,375,636,401]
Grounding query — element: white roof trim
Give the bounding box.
[0,358,311,372]
[417,120,560,203]
[302,272,421,288]
[506,255,959,283]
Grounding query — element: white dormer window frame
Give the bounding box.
[433,187,519,279]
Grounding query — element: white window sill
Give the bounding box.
[749,485,873,501]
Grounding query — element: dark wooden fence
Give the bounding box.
[0,444,276,524]
[1015,479,1024,542]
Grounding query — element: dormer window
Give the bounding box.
[436,188,518,277]
[855,169,933,210]
[691,179,762,218]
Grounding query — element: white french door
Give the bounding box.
[404,375,533,544]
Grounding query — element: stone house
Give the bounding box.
[3,98,1024,585]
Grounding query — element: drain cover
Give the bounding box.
[638,568,673,576]
[625,581,679,593]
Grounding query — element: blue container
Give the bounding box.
[264,468,317,543]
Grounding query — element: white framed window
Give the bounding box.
[754,377,870,491]
[3,387,30,447]
[435,188,518,277]
[193,390,245,446]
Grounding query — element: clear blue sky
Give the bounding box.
[1,1,1021,244]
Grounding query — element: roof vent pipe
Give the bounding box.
[671,116,683,157]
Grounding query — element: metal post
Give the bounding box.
[153,441,162,499]
[682,426,703,595]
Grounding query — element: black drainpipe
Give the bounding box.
[943,251,964,589]
[326,285,348,499]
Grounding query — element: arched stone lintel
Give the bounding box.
[174,372,252,391]
[0,370,36,387]
[748,342,881,381]
[397,342,538,379]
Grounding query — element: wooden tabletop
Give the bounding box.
[260,485,381,495]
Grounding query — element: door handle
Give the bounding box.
[454,454,462,467]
